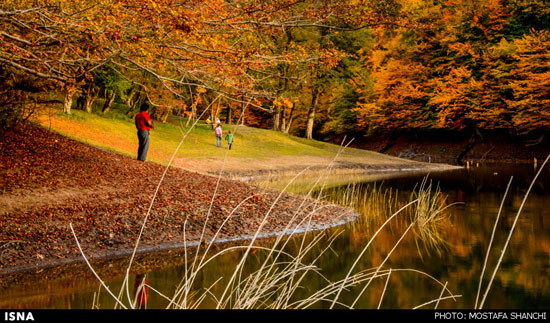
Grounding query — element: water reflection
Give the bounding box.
[1,163,549,309]
[329,163,550,309]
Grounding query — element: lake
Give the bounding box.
[2,162,549,309]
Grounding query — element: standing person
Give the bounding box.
[135,102,153,161]
[225,130,234,150]
[215,124,222,147]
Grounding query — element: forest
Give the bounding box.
[2,1,550,311]
[1,0,549,142]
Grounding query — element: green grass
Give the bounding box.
[33,106,408,170]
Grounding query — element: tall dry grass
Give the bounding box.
[474,154,550,309]
[71,158,461,309]
[69,105,549,309]
[407,178,458,257]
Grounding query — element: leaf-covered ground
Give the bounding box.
[0,123,355,273]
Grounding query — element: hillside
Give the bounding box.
[32,109,456,178]
[0,122,355,273]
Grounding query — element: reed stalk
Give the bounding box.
[476,154,550,309]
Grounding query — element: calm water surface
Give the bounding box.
[2,163,550,309]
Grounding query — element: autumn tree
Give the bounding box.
[320,28,374,137]
[13,0,544,142]
[505,30,550,134]
[353,0,550,138]
[2,1,388,125]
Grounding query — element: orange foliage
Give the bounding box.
[353,0,550,134]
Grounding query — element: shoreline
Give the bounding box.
[0,208,359,276]
[0,123,459,276]
[232,164,463,182]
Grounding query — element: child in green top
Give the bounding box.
[225,130,234,150]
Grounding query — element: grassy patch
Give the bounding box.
[32,109,335,162]
[32,106,403,169]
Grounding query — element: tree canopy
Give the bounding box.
[353,0,550,136]
[2,0,549,138]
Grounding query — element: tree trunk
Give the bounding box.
[305,108,315,139]
[240,97,247,125]
[160,106,171,123]
[284,119,293,133]
[185,104,196,127]
[241,106,247,125]
[211,100,217,122]
[84,97,94,113]
[283,102,295,134]
[274,60,290,132]
[281,109,286,132]
[102,90,116,114]
[125,87,139,107]
[305,87,318,140]
[273,105,281,131]
[84,84,97,113]
[63,87,76,114]
[226,105,232,124]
